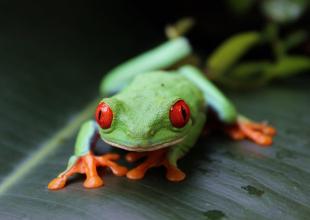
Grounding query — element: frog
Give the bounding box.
[48,37,276,190]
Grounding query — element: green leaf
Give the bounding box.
[211,61,272,90]
[2,69,310,219]
[212,57,310,89]
[283,30,308,51]
[229,61,272,79]
[212,61,273,89]
[267,55,310,78]
[207,32,261,78]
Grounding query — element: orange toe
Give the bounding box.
[125,152,148,162]
[109,164,128,176]
[83,176,104,188]
[126,168,146,180]
[245,129,273,146]
[225,125,246,140]
[48,177,67,190]
[166,170,186,182]
[96,154,128,176]
[262,125,276,136]
[164,162,186,182]
[238,120,275,147]
[256,135,272,146]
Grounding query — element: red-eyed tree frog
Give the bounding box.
[48,37,276,190]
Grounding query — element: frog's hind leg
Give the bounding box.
[100,37,192,96]
[225,116,276,146]
[179,65,276,146]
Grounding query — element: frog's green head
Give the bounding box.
[95,96,192,152]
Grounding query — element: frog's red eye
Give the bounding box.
[169,100,190,128]
[95,102,113,129]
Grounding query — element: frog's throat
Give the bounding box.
[101,137,185,152]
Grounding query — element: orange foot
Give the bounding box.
[125,149,185,182]
[225,116,276,146]
[48,153,128,190]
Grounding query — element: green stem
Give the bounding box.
[266,22,285,61]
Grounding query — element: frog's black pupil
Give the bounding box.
[98,110,102,120]
[181,106,187,120]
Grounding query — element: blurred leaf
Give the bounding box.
[207,32,261,78]
[229,61,272,79]
[226,0,256,14]
[212,73,272,89]
[283,30,308,51]
[267,55,310,78]
[216,57,310,89]
[262,0,308,23]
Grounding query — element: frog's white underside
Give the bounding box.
[102,137,185,152]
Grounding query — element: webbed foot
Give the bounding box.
[48,153,128,190]
[125,149,185,181]
[225,116,276,146]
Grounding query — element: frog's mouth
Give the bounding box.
[101,137,185,152]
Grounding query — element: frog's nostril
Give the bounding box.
[126,129,155,138]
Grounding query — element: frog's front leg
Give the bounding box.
[48,121,128,190]
[125,149,185,181]
[126,112,205,182]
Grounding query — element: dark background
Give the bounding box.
[1,0,309,80]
